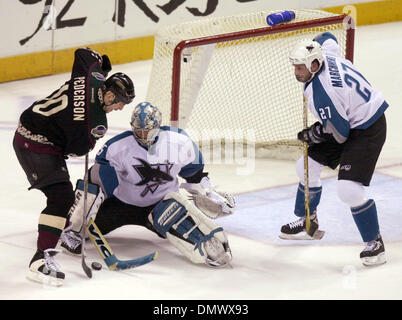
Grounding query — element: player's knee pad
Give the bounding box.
[337,180,367,207]
[68,179,105,233]
[149,192,232,268]
[296,156,323,187]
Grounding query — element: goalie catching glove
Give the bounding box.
[180,176,236,219]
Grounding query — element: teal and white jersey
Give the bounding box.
[95,126,204,207]
[304,32,388,143]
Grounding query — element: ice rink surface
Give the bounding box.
[0,22,401,300]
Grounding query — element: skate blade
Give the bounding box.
[279,229,325,240]
[26,270,63,287]
[361,252,386,266]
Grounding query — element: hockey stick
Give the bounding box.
[303,98,325,240]
[80,154,93,278]
[302,97,313,236]
[85,217,158,270]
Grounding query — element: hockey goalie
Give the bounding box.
[61,102,236,268]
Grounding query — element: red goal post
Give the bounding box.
[146,10,355,158]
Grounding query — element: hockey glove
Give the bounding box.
[101,55,112,77]
[297,121,331,146]
[180,177,236,219]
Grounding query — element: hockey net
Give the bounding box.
[146,9,354,160]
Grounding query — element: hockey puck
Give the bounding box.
[91,262,102,271]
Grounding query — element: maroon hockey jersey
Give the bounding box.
[15,48,109,157]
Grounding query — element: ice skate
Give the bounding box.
[360,234,386,266]
[26,248,65,287]
[279,212,325,240]
[60,227,82,255]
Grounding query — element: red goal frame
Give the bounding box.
[170,14,355,123]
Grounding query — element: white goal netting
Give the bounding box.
[146,9,352,159]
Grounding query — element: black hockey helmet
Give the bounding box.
[104,72,135,104]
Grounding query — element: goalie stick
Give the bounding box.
[86,217,158,270]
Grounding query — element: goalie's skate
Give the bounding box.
[360,234,386,266]
[203,237,232,268]
[60,228,82,255]
[26,249,65,287]
[279,212,325,240]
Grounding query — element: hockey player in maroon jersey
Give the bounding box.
[13,47,135,286]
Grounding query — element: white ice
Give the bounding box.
[0,22,401,300]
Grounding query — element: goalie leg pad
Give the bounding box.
[67,179,105,233]
[150,192,232,267]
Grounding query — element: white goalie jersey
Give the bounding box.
[304,32,389,143]
[94,126,204,207]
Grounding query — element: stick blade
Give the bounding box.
[116,251,158,270]
[82,258,93,278]
[312,229,325,240]
[279,230,325,240]
[105,251,158,271]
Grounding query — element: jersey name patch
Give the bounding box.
[326,56,343,88]
[73,77,86,121]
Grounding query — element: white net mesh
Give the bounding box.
[146,10,351,160]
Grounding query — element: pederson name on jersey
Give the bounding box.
[73,76,86,121]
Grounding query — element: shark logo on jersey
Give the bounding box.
[133,158,174,197]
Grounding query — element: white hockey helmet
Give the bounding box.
[289,39,323,73]
[130,102,162,147]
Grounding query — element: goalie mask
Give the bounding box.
[289,39,323,75]
[130,102,162,148]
